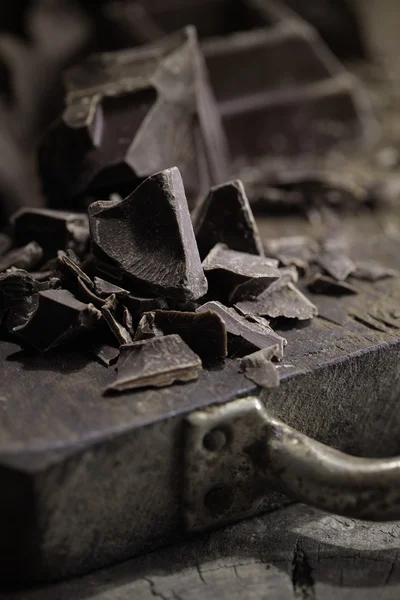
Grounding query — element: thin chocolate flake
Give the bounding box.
[91,343,120,368]
[0,242,43,273]
[76,277,105,308]
[308,273,358,295]
[12,208,89,258]
[122,306,135,337]
[316,251,355,281]
[192,180,264,260]
[89,167,208,301]
[236,282,318,321]
[134,309,227,361]
[105,334,202,393]
[240,345,280,389]
[14,290,101,352]
[202,243,280,304]
[94,277,129,298]
[101,302,133,346]
[264,236,318,271]
[57,253,94,290]
[352,259,397,282]
[196,301,286,358]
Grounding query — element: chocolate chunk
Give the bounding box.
[0,270,38,310]
[202,243,279,303]
[0,241,43,273]
[308,273,358,295]
[6,295,39,334]
[122,306,135,337]
[192,180,264,260]
[134,309,227,360]
[264,236,318,270]
[94,277,129,298]
[39,28,228,207]
[101,299,133,347]
[352,259,397,282]
[12,208,89,258]
[89,167,208,301]
[316,251,355,281]
[91,343,120,367]
[236,282,318,321]
[14,289,101,352]
[240,345,281,389]
[122,294,168,323]
[196,300,286,358]
[105,334,202,393]
[57,253,94,290]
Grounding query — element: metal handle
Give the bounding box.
[184,397,400,531]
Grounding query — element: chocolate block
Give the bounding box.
[39,27,229,208]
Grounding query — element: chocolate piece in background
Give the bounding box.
[105,334,202,393]
[0,233,12,256]
[236,281,318,320]
[89,167,208,302]
[193,179,264,259]
[197,300,286,358]
[134,309,228,361]
[39,27,229,209]
[240,344,281,388]
[352,259,397,282]
[0,241,43,272]
[5,293,39,333]
[316,250,356,281]
[202,243,280,303]
[12,208,89,258]
[0,269,38,310]
[308,273,358,295]
[264,235,318,270]
[14,289,101,352]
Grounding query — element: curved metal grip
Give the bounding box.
[184,397,400,531]
[264,413,400,520]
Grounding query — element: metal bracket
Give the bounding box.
[183,397,400,531]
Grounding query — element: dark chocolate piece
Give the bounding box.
[196,300,286,358]
[352,259,397,282]
[106,334,202,393]
[40,28,228,207]
[122,294,168,323]
[122,306,135,337]
[236,282,318,320]
[240,345,280,388]
[308,273,358,295]
[6,294,39,334]
[264,236,318,270]
[202,243,279,303]
[0,270,38,310]
[14,289,101,352]
[57,253,94,290]
[134,309,227,360]
[89,167,208,301]
[91,343,120,367]
[101,300,133,347]
[0,241,43,272]
[12,208,89,258]
[76,277,105,308]
[94,277,129,298]
[316,251,355,281]
[193,180,264,260]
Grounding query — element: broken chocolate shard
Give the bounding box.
[308,273,358,295]
[352,259,397,282]
[196,300,286,358]
[134,309,227,360]
[0,270,39,310]
[236,282,318,321]
[12,208,89,259]
[192,180,264,260]
[122,305,135,337]
[94,277,129,298]
[14,289,101,352]
[57,253,94,290]
[0,241,43,273]
[106,334,202,393]
[202,243,279,303]
[264,236,318,270]
[135,313,164,341]
[101,302,133,347]
[6,294,39,334]
[122,294,168,324]
[316,250,355,281]
[89,167,208,301]
[91,343,120,367]
[240,345,280,389]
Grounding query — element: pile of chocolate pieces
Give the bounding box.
[1,166,319,393]
[0,0,387,395]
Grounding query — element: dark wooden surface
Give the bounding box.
[3,502,400,599]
